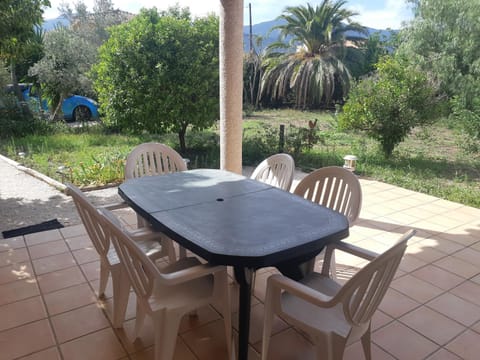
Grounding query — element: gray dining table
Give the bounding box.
[118,168,349,360]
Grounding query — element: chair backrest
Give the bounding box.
[65,183,111,262]
[335,230,414,327]
[250,153,295,191]
[125,142,187,179]
[99,207,158,313]
[293,166,362,225]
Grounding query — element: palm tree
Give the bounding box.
[261,0,367,109]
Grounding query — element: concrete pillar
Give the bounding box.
[219,0,243,174]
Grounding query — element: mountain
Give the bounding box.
[42,16,393,53]
[243,18,394,52]
[42,16,70,31]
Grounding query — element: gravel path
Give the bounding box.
[0,154,122,235]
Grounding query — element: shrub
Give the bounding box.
[338,56,439,157]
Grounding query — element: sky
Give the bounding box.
[43,0,414,30]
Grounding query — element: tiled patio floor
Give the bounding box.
[2,178,480,359]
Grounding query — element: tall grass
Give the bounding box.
[1,109,479,208]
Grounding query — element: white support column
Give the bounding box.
[219,0,243,174]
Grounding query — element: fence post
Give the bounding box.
[279,124,285,153]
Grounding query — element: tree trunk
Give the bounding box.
[178,123,188,154]
[51,94,65,121]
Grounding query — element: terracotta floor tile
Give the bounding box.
[25,230,63,246]
[371,310,394,331]
[232,303,289,345]
[0,278,40,306]
[32,252,77,275]
[0,319,56,360]
[426,292,480,326]
[17,347,61,360]
[102,291,137,325]
[445,329,480,360]
[28,240,69,260]
[65,234,92,251]
[452,247,480,266]
[434,256,480,279]
[251,327,314,360]
[412,264,465,291]
[51,303,110,343]
[0,247,30,267]
[60,224,86,239]
[418,236,464,255]
[0,237,25,252]
[59,328,126,360]
[180,319,231,360]
[425,348,462,360]
[80,260,100,281]
[391,274,444,303]
[179,305,221,334]
[130,340,197,360]
[398,253,428,273]
[399,306,465,345]
[43,282,96,315]
[449,280,480,307]
[37,266,86,294]
[406,243,447,263]
[115,317,154,355]
[0,261,33,285]
[373,320,438,359]
[0,296,47,332]
[378,288,421,318]
[71,248,100,264]
[344,341,396,360]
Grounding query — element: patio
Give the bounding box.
[1,178,480,360]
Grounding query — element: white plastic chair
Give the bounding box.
[99,207,232,360]
[294,166,362,277]
[293,166,362,225]
[125,142,187,180]
[262,230,415,360]
[125,142,188,257]
[250,153,295,191]
[66,182,175,328]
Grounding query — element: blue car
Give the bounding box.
[12,83,99,122]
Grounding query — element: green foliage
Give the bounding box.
[339,56,438,157]
[92,7,220,152]
[29,27,96,116]
[261,0,367,108]
[398,0,480,141]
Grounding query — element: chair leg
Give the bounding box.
[134,302,146,339]
[163,237,177,263]
[261,291,275,360]
[111,267,130,328]
[316,333,346,360]
[218,271,232,358]
[98,262,110,298]
[360,325,372,360]
[153,312,181,360]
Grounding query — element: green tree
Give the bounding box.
[0,0,50,101]
[397,0,480,139]
[260,0,367,109]
[29,27,96,119]
[339,56,438,157]
[92,7,219,152]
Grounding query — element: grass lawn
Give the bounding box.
[1,109,480,207]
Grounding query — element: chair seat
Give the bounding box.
[281,273,351,337]
[150,257,215,310]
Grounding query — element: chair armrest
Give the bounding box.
[268,274,334,308]
[100,201,128,211]
[321,241,378,276]
[162,263,227,285]
[333,242,377,260]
